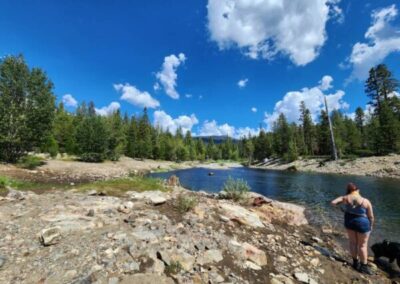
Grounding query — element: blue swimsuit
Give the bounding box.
[344,198,371,233]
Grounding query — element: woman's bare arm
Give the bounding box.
[366,200,374,229]
[331,196,344,206]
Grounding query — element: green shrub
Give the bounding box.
[221,176,250,202]
[107,151,120,162]
[17,155,45,169]
[176,195,198,213]
[165,261,182,275]
[40,135,59,158]
[0,176,9,188]
[79,153,105,163]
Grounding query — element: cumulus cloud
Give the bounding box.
[155,53,186,99]
[154,110,198,134]
[347,5,400,81]
[319,75,333,91]
[95,102,121,116]
[264,75,349,129]
[199,120,259,139]
[115,83,160,109]
[207,0,341,66]
[62,94,78,108]
[238,78,249,88]
[251,107,257,113]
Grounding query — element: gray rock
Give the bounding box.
[119,273,174,284]
[293,272,318,284]
[39,226,62,246]
[244,261,262,270]
[270,274,295,284]
[87,189,98,196]
[7,189,25,200]
[123,261,140,273]
[0,255,6,268]
[86,209,95,217]
[197,249,223,265]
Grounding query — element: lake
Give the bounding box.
[150,167,400,243]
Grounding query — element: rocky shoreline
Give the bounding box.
[0,181,395,284]
[250,154,400,180]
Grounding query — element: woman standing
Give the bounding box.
[331,183,374,274]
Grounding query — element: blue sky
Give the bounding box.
[1,0,399,137]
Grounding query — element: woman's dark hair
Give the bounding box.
[346,182,358,194]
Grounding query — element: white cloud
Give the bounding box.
[95,102,121,116]
[155,53,186,99]
[328,0,344,24]
[154,110,198,134]
[185,94,193,98]
[199,120,259,139]
[347,5,400,80]
[115,83,160,109]
[207,0,341,66]
[238,78,249,88]
[62,94,78,108]
[319,75,334,91]
[264,75,349,129]
[251,107,257,113]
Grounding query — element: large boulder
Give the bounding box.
[228,240,268,267]
[158,249,195,272]
[127,191,169,205]
[196,249,223,265]
[219,202,264,228]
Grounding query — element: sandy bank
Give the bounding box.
[251,154,400,179]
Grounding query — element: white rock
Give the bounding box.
[39,226,62,246]
[244,261,262,270]
[219,202,264,228]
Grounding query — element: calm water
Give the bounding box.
[150,167,400,243]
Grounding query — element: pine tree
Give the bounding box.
[299,101,315,156]
[75,102,109,162]
[107,109,125,160]
[273,113,291,156]
[137,108,153,158]
[53,103,76,154]
[365,64,399,115]
[317,110,331,155]
[126,116,138,158]
[379,100,400,154]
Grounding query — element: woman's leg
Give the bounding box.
[346,229,358,259]
[357,232,370,264]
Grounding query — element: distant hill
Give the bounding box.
[194,136,239,144]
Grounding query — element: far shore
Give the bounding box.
[0,154,399,185]
[249,154,400,180]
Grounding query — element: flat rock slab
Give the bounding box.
[119,273,174,284]
[127,191,169,205]
[219,202,264,228]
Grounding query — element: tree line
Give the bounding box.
[0,55,399,164]
[246,64,400,163]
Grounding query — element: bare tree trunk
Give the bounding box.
[324,96,338,161]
